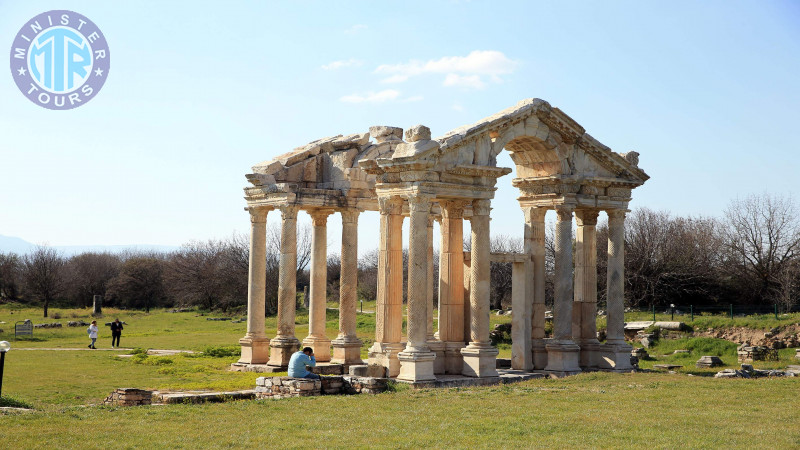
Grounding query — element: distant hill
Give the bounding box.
[0,235,180,256]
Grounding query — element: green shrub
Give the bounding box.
[130,348,148,356]
[202,345,240,358]
[143,356,174,366]
[0,395,33,409]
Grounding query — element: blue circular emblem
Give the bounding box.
[9,10,110,110]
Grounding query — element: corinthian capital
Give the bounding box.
[340,208,361,224]
[248,206,270,223]
[472,199,491,216]
[555,204,575,222]
[407,194,432,213]
[575,210,599,227]
[279,205,299,220]
[378,196,403,215]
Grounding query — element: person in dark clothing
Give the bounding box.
[110,318,123,348]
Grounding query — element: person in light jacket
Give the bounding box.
[288,347,319,379]
[87,320,98,349]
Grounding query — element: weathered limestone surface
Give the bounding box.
[238,207,270,365]
[303,209,332,362]
[241,98,648,381]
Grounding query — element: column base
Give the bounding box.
[532,339,548,370]
[302,336,331,362]
[397,350,436,382]
[331,336,363,365]
[267,336,300,368]
[427,340,446,374]
[238,336,270,365]
[368,342,405,378]
[578,339,601,370]
[444,341,465,374]
[598,342,634,372]
[544,340,582,376]
[461,343,499,378]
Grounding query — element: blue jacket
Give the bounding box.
[288,351,316,377]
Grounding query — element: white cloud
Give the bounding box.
[321,58,363,70]
[401,95,424,103]
[344,24,367,35]
[374,50,517,89]
[443,74,485,89]
[340,89,400,103]
[451,102,465,112]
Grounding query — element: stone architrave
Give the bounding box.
[303,209,333,362]
[461,199,499,378]
[526,207,548,369]
[599,209,633,371]
[268,205,301,367]
[239,207,271,364]
[398,195,437,382]
[368,197,405,377]
[332,209,364,365]
[438,200,467,374]
[545,204,581,376]
[426,214,446,374]
[574,210,600,370]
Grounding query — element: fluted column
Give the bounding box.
[438,201,466,374]
[575,210,600,369]
[544,204,581,375]
[368,196,405,377]
[427,214,446,374]
[606,209,626,344]
[332,209,363,365]
[268,205,301,367]
[527,207,548,369]
[238,206,270,365]
[303,209,332,362]
[461,199,499,377]
[398,195,436,381]
[599,209,633,371]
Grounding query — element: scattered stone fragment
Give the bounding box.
[696,356,724,368]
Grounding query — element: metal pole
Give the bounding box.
[0,351,5,398]
[730,304,734,320]
[652,304,655,322]
[775,304,778,320]
[690,305,694,322]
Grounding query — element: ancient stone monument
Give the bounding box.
[235,98,648,381]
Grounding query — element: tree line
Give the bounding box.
[0,193,797,317]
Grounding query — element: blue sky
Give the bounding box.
[1,1,799,254]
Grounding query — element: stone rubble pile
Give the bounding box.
[103,388,153,406]
[254,376,389,399]
[696,355,724,368]
[67,320,90,327]
[714,364,800,379]
[33,322,62,328]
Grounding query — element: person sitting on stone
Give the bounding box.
[288,347,319,379]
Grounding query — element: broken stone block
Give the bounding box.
[696,355,724,368]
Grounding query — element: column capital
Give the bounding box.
[575,210,599,227]
[472,199,491,216]
[522,206,547,224]
[340,208,361,224]
[279,204,300,220]
[427,214,436,227]
[248,206,270,223]
[441,200,468,220]
[555,204,575,222]
[607,209,627,223]
[378,196,403,215]
[308,208,334,226]
[407,194,432,213]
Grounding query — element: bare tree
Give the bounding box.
[21,245,65,317]
[106,257,166,312]
[0,252,21,300]
[723,193,800,306]
[63,252,121,308]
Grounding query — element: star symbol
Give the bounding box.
[94,68,103,77]
[17,67,26,76]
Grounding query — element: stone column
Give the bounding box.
[600,209,633,371]
[545,204,581,376]
[332,209,364,365]
[302,209,332,362]
[461,199,499,377]
[238,207,270,365]
[268,205,301,367]
[398,195,436,381]
[574,210,600,370]
[438,201,466,374]
[510,260,531,370]
[368,196,405,377]
[427,214,445,374]
[527,207,548,369]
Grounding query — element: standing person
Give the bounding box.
[288,347,319,379]
[110,319,123,348]
[87,320,98,349]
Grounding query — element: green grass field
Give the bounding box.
[1,305,799,448]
